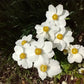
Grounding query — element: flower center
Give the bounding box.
[20,53,26,59]
[52,14,58,20]
[63,49,68,55]
[40,65,47,72]
[43,26,49,32]
[21,40,27,45]
[35,48,42,55]
[72,48,78,54]
[81,70,84,74]
[57,34,63,40]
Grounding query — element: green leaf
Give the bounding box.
[61,61,71,73]
[74,73,84,79]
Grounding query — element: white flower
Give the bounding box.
[46,4,69,27]
[15,34,34,46]
[25,39,55,62]
[62,81,67,84]
[35,21,59,40]
[34,56,62,80]
[12,45,33,69]
[78,68,84,74]
[67,45,84,63]
[52,28,74,51]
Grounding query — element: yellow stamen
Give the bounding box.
[52,14,58,20]
[81,70,84,74]
[21,40,27,45]
[43,26,49,32]
[40,65,47,72]
[57,34,63,40]
[35,48,42,55]
[72,48,78,54]
[20,53,26,59]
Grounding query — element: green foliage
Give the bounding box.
[61,61,71,73]
[74,73,84,79]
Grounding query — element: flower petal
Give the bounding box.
[31,39,44,48]
[15,40,22,46]
[68,54,83,63]
[35,25,43,34]
[27,34,32,42]
[60,27,66,34]
[79,68,84,74]
[46,11,51,20]
[51,25,60,31]
[49,30,55,41]
[56,27,66,35]
[36,33,44,39]
[25,46,38,62]
[26,60,33,68]
[47,59,62,78]
[74,54,83,63]
[52,43,57,49]
[74,45,80,49]
[43,42,53,53]
[44,51,55,58]
[23,43,30,48]
[48,4,56,13]
[54,38,60,43]
[63,36,74,45]
[59,10,69,19]
[79,46,84,58]
[22,36,27,40]
[58,19,66,27]
[56,40,66,51]
[65,31,73,36]
[38,39,45,48]
[38,69,47,80]
[12,53,18,61]
[18,59,28,69]
[28,54,39,62]
[56,4,63,15]
[14,46,23,55]
[34,55,49,68]
[67,54,75,63]
[43,32,50,40]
